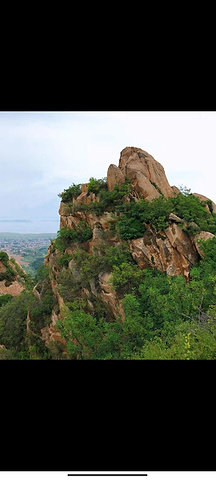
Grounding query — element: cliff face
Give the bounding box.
[42,146,216,353]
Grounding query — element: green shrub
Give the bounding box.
[0,294,13,307]
[72,247,108,287]
[58,183,81,203]
[0,268,16,283]
[87,177,107,195]
[111,261,144,296]
[114,188,216,240]
[0,290,32,350]
[56,303,122,359]
[102,245,133,268]
[57,253,73,268]
[76,221,92,241]
[54,223,92,252]
[0,251,9,264]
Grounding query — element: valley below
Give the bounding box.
[0,232,56,276]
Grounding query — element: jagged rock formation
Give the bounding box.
[106,146,174,201]
[119,146,174,199]
[129,223,201,281]
[41,146,216,353]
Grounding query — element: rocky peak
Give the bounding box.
[107,146,174,201]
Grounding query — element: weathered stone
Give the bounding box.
[98,271,125,320]
[107,164,125,192]
[169,212,183,223]
[0,279,24,297]
[92,223,104,241]
[193,231,215,257]
[193,193,216,214]
[81,183,89,193]
[59,201,71,216]
[131,171,161,202]
[171,185,181,196]
[99,212,115,230]
[129,223,199,280]
[119,146,174,199]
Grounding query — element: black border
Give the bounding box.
[1,360,215,471]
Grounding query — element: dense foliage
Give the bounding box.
[0,265,54,359]
[115,190,216,239]
[58,183,81,203]
[59,178,216,238]
[55,237,216,359]
[0,251,16,285]
[53,222,92,252]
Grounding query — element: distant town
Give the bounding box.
[0,233,56,276]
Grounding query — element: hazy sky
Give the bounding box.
[0,111,216,233]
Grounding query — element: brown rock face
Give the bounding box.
[131,171,161,202]
[130,223,199,281]
[0,279,24,296]
[107,164,125,192]
[193,193,216,213]
[107,146,174,200]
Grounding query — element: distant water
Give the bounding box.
[0,220,60,234]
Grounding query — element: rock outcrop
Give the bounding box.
[107,146,174,201]
[130,223,200,282]
[107,164,125,192]
[193,193,216,213]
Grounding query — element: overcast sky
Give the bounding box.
[0,111,216,233]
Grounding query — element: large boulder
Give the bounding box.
[193,193,216,214]
[119,147,174,198]
[107,164,125,192]
[107,146,174,200]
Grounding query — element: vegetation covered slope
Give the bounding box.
[2,171,216,359]
[48,179,216,359]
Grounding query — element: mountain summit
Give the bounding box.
[107,146,174,200]
[2,146,216,359]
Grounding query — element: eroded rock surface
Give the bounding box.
[130,223,200,281]
[107,146,174,200]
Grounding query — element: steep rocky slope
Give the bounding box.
[39,146,216,354]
